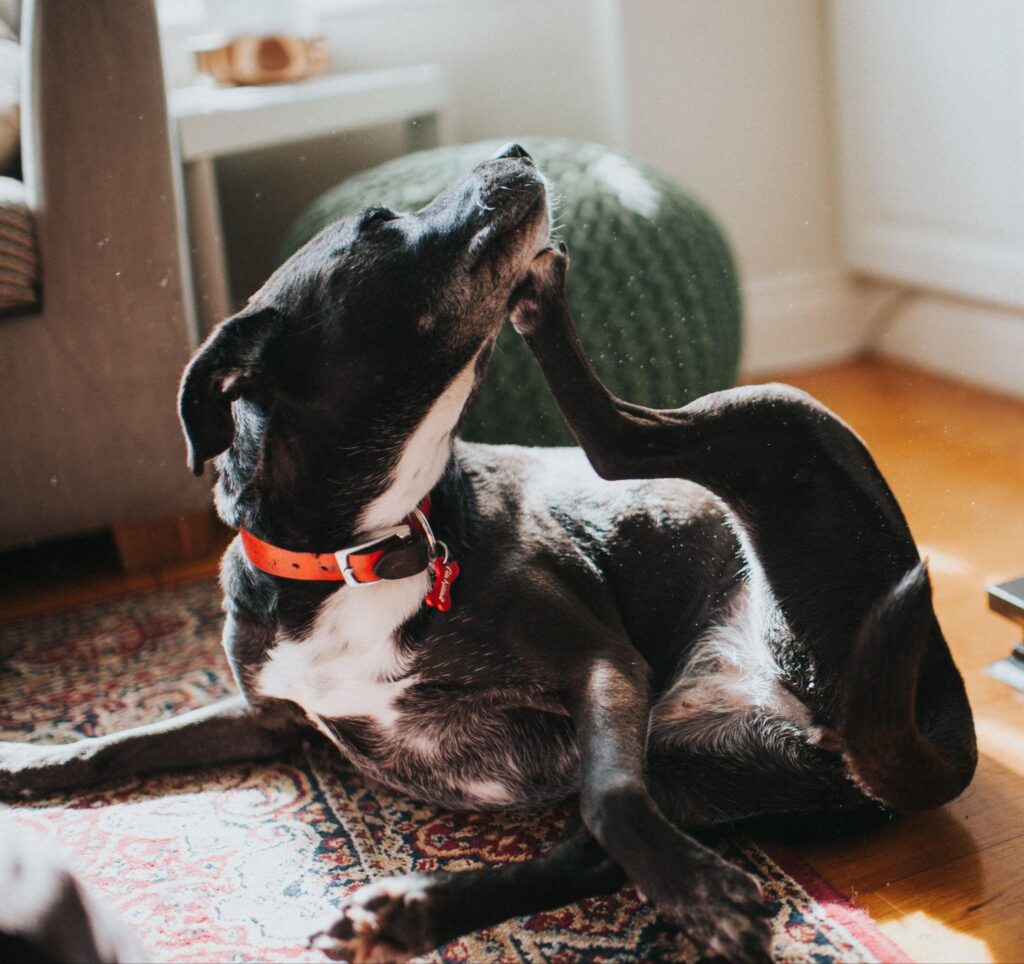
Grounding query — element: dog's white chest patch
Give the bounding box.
[255,355,481,729]
[256,572,429,728]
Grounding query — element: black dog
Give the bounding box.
[0,145,976,961]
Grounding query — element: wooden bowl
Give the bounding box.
[194,35,328,86]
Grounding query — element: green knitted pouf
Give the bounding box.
[281,139,742,446]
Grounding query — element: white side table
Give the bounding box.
[169,64,449,334]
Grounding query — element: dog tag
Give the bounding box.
[425,556,460,612]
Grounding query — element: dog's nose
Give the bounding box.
[493,142,532,162]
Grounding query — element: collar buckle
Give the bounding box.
[335,523,413,587]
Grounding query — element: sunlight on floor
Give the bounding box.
[917,544,973,577]
[881,911,992,964]
[975,717,1024,776]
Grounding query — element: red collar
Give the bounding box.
[239,495,460,611]
[240,496,433,586]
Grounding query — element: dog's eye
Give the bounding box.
[359,206,398,233]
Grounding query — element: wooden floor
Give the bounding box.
[2,358,1023,962]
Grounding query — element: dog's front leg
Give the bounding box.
[310,826,624,962]
[0,695,301,799]
[569,656,771,961]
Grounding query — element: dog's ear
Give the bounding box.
[178,307,280,476]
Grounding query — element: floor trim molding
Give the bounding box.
[741,269,867,377]
[875,292,1024,400]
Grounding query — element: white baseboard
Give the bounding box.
[875,293,1024,400]
[740,268,1024,397]
[740,269,869,377]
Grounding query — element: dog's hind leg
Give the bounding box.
[511,247,976,812]
[0,694,302,799]
[644,719,867,833]
[310,826,625,962]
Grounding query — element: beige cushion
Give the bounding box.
[0,175,38,312]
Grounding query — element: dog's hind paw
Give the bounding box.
[310,874,438,963]
[649,858,774,963]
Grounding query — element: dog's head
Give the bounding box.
[179,144,549,538]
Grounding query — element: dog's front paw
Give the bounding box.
[508,242,570,336]
[648,856,773,963]
[310,874,440,963]
[0,741,58,800]
[0,741,96,800]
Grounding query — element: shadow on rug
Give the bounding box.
[0,579,910,963]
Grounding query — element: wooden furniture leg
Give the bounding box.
[112,511,224,574]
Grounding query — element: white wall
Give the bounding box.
[873,290,1024,400]
[828,0,1024,399]
[313,0,627,148]
[171,0,869,376]
[619,0,865,375]
[831,0,1024,310]
[190,0,630,302]
[621,0,837,281]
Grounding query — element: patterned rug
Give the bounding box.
[0,579,910,963]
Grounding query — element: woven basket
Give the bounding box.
[282,139,742,446]
[0,176,39,315]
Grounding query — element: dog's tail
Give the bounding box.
[838,561,977,811]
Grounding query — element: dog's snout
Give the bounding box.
[493,142,532,162]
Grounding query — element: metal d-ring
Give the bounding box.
[411,506,439,560]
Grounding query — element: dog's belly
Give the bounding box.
[262,647,580,809]
[254,574,579,809]
[281,692,580,811]
[348,702,580,811]
[650,578,820,751]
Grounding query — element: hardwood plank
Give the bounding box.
[874,908,995,964]
[0,523,227,622]
[869,845,1024,964]
[0,569,161,623]
[795,755,1024,894]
